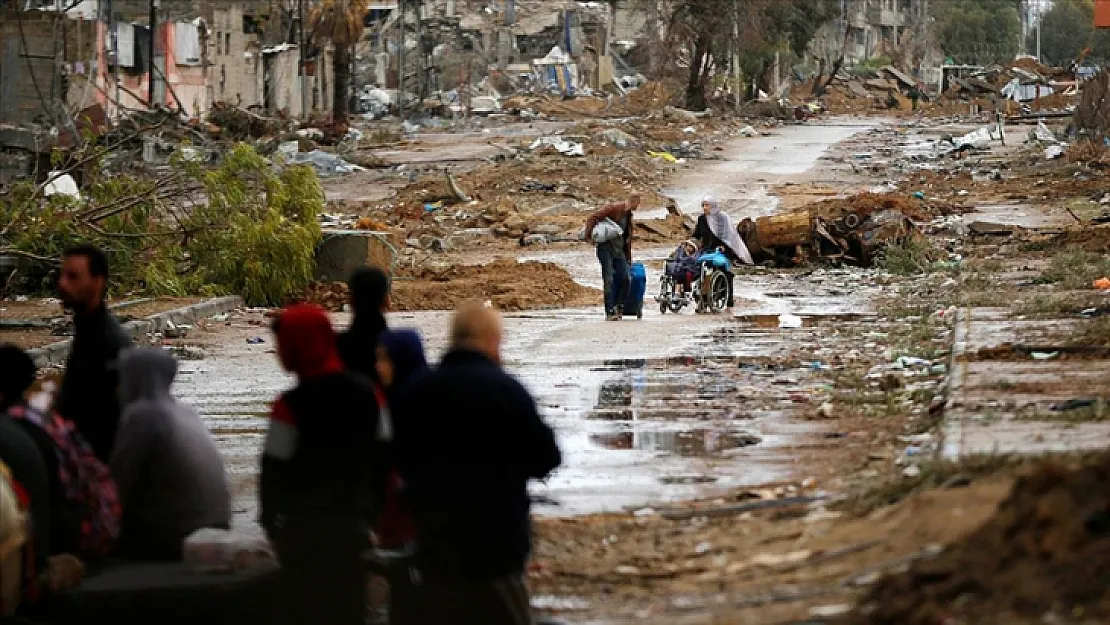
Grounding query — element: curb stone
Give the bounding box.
[940,307,972,461]
[27,295,244,369]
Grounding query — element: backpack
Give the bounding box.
[0,459,30,616]
[7,405,121,558]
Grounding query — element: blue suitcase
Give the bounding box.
[624,262,647,319]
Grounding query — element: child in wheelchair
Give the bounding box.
[666,239,700,294]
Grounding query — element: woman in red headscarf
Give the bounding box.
[261,304,388,625]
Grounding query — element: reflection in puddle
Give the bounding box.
[590,429,761,456]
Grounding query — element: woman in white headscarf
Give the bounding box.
[693,197,753,309]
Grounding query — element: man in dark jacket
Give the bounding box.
[262,303,388,625]
[395,302,562,625]
[585,194,639,320]
[53,245,132,463]
[336,267,390,382]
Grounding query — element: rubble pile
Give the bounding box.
[849,455,1110,625]
[740,193,962,267]
[797,59,1081,119]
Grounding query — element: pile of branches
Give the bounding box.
[0,140,324,306]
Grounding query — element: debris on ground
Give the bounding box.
[739,193,963,267]
[849,455,1110,625]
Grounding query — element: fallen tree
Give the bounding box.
[0,143,323,306]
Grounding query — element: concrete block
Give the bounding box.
[314,229,398,283]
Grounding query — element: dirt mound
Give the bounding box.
[394,259,598,312]
[848,455,1110,625]
[1048,223,1110,254]
[807,193,964,222]
[301,259,598,313]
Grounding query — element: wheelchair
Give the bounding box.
[656,251,732,315]
[692,251,732,314]
[656,262,692,314]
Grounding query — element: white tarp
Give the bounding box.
[174,21,202,66]
[954,125,1004,150]
[530,136,585,157]
[1001,78,1055,103]
[44,172,81,200]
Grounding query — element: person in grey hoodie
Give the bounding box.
[110,348,231,560]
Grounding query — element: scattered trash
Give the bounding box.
[1045,144,1066,160]
[291,150,366,176]
[1030,351,1060,361]
[521,180,557,192]
[1093,277,1110,290]
[295,128,324,140]
[276,141,299,160]
[530,136,585,157]
[596,128,638,149]
[1030,121,1057,143]
[424,201,444,212]
[896,356,930,368]
[246,337,265,344]
[750,550,812,567]
[912,191,926,200]
[903,465,922,478]
[683,126,696,134]
[778,314,804,329]
[647,150,678,163]
[1050,398,1103,412]
[738,125,759,138]
[809,605,852,618]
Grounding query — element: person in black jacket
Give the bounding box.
[261,303,388,625]
[336,267,391,382]
[53,245,132,463]
[395,302,562,625]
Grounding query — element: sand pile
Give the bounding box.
[394,259,598,312]
[848,455,1110,624]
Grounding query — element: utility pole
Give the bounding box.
[1036,3,1042,62]
[148,0,157,106]
[108,0,120,117]
[298,0,306,117]
[732,0,740,109]
[398,1,405,118]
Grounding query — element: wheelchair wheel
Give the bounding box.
[708,271,730,313]
[657,276,673,314]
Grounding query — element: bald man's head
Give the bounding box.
[451,301,503,365]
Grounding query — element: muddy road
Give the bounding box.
[173,121,879,529]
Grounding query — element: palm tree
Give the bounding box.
[309,0,369,121]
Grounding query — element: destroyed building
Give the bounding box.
[0,0,334,126]
[355,0,646,114]
[809,0,942,79]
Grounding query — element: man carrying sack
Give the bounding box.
[585,194,640,321]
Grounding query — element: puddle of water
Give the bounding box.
[734,312,873,328]
[590,429,761,457]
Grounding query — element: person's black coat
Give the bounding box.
[336,313,387,383]
[395,350,561,579]
[54,305,132,463]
